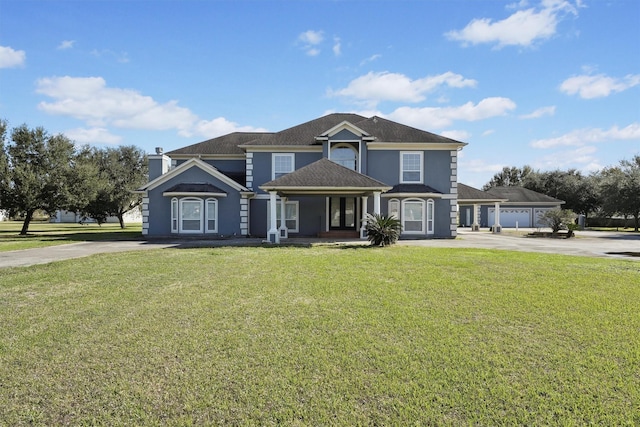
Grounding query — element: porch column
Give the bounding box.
[472,204,480,231]
[360,195,369,239]
[279,196,288,239]
[373,191,381,215]
[493,202,502,233]
[268,191,280,243]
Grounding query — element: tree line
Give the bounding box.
[0,120,148,235]
[482,157,640,231]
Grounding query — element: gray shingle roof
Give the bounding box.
[457,183,506,201]
[167,132,274,156]
[260,158,390,189]
[244,113,367,146]
[164,183,227,194]
[354,116,466,144]
[387,184,443,194]
[486,186,565,204]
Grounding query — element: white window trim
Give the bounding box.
[388,198,400,219]
[400,151,423,184]
[272,153,295,180]
[267,199,299,233]
[427,198,434,235]
[171,198,178,233]
[329,143,358,171]
[179,197,204,234]
[205,198,218,233]
[402,198,426,234]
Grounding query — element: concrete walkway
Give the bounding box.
[0,229,638,269]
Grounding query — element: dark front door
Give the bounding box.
[330,197,357,230]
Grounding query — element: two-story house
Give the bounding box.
[136,113,466,242]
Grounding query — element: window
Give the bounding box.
[330,144,357,170]
[206,198,218,233]
[272,153,295,179]
[171,198,178,232]
[388,199,400,219]
[401,151,423,183]
[402,199,425,234]
[426,199,434,234]
[267,200,299,233]
[180,198,203,233]
[170,197,218,234]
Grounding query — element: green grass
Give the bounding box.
[0,221,143,252]
[1,246,639,425]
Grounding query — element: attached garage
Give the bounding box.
[488,208,531,228]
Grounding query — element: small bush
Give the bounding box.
[365,213,402,247]
[539,208,577,234]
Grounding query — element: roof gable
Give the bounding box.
[260,158,390,191]
[137,158,249,193]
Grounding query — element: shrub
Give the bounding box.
[365,213,402,247]
[539,208,577,234]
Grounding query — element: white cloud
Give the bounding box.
[387,97,517,129]
[440,130,471,141]
[445,0,580,48]
[190,117,268,139]
[531,123,640,148]
[65,127,122,145]
[329,71,477,106]
[90,49,129,63]
[519,105,556,119]
[537,146,601,170]
[0,45,26,68]
[360,54,381,66]
[57,40,75,50]
[35,75,264,139]
[459,158,505,174]
[298,30,324,56]
[333,37,341,56]
[482,129,496,137]
[559,73,640,99]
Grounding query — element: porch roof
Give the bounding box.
[259,158,392,196]
[457,183,507,203]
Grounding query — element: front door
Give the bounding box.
[330,197,357,230]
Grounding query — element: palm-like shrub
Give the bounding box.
[365,213,402,247]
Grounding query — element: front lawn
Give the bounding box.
[1,246,638,425]
[0,221,143,252]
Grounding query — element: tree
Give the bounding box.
[599,156,640,231]
[483,165,534,190]
[83,146,148,228]
[1,123,87,235]
[0,120,10,212]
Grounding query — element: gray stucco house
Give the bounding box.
[136,113,466,242]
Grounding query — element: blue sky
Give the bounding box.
[1,0,638,188]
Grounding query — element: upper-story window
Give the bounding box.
[330,144,357,170]
[401,151,423,183]
[272,153,295,180]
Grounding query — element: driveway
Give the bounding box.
[0,230,638,269]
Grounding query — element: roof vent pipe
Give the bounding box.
[155,147,163,155]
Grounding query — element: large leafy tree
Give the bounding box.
[482,165,534,190]
[599,156,640,231]
[1,123,90,234]
[83,146,148,228]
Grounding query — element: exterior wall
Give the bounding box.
[145,167,243,237]
[249,196,326,238]
[249,151,322,194]
[148,154,170,181]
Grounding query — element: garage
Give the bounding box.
[488,208,531,228]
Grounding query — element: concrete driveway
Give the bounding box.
[0,230,638,269]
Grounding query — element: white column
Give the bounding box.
[493,202,502,233]
[373,191,381,215]
[279,196,288,239]
[360,195,369,239]
[472,204,480,231]
[268,191,280,243]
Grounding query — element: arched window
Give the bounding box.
[205,198,218,233]
[388,199,400,219]
[426,199,434,234]
[330,144,357,170]
[402,198,425,234]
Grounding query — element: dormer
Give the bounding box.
[315,121,375,173]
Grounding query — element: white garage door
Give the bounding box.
[488,208,531,228]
